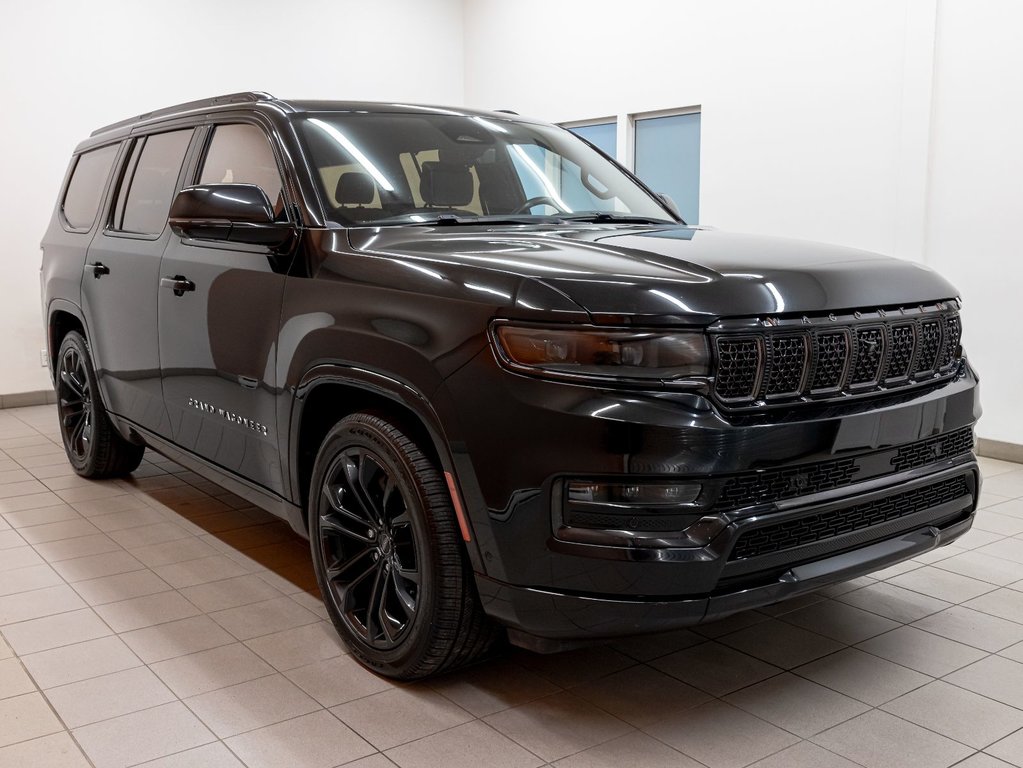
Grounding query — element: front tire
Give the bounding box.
[309,413,496,679]
[55,331,144,477]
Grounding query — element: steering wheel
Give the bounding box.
[512,196,564,214]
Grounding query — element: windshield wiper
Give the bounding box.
[372,213,560,227]
[554,212,675,225]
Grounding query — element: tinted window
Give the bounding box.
[119,130,193,235]
[62,144,118,229]
[199,124,284,214]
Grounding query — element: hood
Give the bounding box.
[347,225,959,325]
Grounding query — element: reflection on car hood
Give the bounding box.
[347,224,958,324]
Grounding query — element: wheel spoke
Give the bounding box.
[321,484,375,532]
[59,369,85,399]
[363,561,387,642]
[70,414,87,454]
[389,567,417,619]
[325,546,375,584]
[340,453,380,523]
[319,511,375,544]
[393,562,420,587]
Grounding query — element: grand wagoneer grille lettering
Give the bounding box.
[712,304,962,407]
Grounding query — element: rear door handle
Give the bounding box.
[160,275,195,297]
[85,262,110,279]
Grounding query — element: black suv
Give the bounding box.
[40,92,981,679]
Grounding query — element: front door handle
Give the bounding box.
[160,275,195,297]
[85,262,110,279]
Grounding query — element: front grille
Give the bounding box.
[729,474,971,561]
[713,426,974,511]
[711,304,962,407]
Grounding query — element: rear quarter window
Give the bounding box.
[62,144,119,230]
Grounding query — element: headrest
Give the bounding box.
[419,162,473,207]
[335,172,375,205]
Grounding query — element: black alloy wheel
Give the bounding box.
[309,413,498,679]
[54,331,145,478]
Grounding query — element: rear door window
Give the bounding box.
[62,144,119,230]
[114,129,194,235]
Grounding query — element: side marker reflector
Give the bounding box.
[444,471,472,542]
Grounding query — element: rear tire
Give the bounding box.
[309,412,497,679]
[55,331,144,478]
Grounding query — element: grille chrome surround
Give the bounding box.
[711,303,962,407]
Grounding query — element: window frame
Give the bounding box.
[59,143,121,234]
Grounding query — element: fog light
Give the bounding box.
[567,481,701,506]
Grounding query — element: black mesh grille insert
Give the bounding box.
[851,327,885,385]
[728,474,971,561]
[713,427,974,511]
[885,324,916,380]
[715,338,761,400]
[810,332,848,391]
[764,336,807,396]
[710,305,961,407]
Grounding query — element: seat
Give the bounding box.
[335,171,376,207]
[419,161,474,209]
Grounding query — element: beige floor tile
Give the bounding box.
[151,643,273,698]
[244,621,347,672]
[72,569,172,606]
[0,584,86,625]
[55,486,132,504]
[0,545,44,572]
[0,468,35,485]
[912,606,1023,652]
[18,518,100,544]
[285,655,395,708]
[651,640,782,697]
[0,607,112,655]
[2,503,80,529]
[794,647,932,705]
[554,730,701,768]
[426,658,559,718]
[977,538,1023,565]
[510,646,634,689]
[856,626,987,676]
[73,701,215,768]
[130,537,220,568]
[0,731,91,767]
[0,529,25,550]
[73,494,155,517]
[484,691,632,762]
[965,588,1023,624]
[974,510,1023,536]
[945,655,1023,709]
[333,686,473,750]
[725,672,870,738]
[0,657,35,699]
[50,550,147,582]
[812,709,973,768]
[836,581,952,623]
[747,741,866,768]
[987,728,1023,766]
[882,679,1023,749]
[21,634,141,689]
[981,471,1023,498]
[33,533,122,562]
[572,664,711,727]
[46,666,176,728]
[107,522,194,549]
[94,591,200,633]
[0,692,63,747]
[184,673,320,738]
[210,596,319,641]
[386,720,543,768]
[227,709,375,768]
[0,491,63,513]
[89,507,169,533]
[780,598,901,644]
[888,565,999,603]
[934,550,1023,586]
[646,699,799,768]
[152,555,254,588]
[179,574,282,613]
[0,635,11,660]
[718,618,845,669]
[120,615,236,664]
[0,480,49,500]
[132,741,245,767]
[0,564,63,597]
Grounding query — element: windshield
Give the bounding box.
[296,111,677,226]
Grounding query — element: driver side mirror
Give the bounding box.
[169,184,293,247]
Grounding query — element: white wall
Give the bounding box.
[463,0,1020,446]
[0,0,464,394]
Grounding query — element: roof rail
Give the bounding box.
[90,91,276,137]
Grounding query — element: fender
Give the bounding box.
[289,362,487,573]
[45,298,91,383]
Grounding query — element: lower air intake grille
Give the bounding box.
[728,474,971,561]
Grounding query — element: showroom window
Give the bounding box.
[62,144,118,230]
[567,121,617,158]
[200,123,285,215]
[112,129,193,236]
[634,110,701,223]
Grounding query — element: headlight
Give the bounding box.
[492,324,709,381]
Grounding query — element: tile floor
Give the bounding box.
[0,404,1022,768]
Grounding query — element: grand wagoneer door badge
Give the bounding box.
[187,397,269,437]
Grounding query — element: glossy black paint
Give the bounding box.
[41,93,981,648]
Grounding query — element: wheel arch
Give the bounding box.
[46,300,88,382]
[290,365,484,571]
